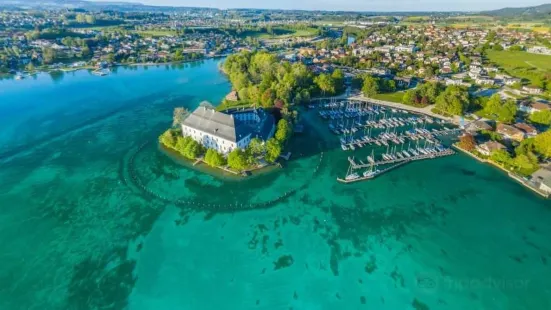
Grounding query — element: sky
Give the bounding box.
[92,0,548,12]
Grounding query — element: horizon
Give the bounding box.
[88,0,551,12]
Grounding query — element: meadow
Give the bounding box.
[486,50,551,87]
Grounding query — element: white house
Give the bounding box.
[181,105,275,155]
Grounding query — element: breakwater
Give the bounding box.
[126,141,325,211]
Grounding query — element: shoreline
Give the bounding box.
[158,142,281,181]
[2,55,228,79]
[452,144,549,199]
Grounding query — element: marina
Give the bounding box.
[311,98,461,183]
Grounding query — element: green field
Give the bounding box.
[372,91,405,103]
[238,27,318,40]
[136,30,178,37]
[486,50,551,86]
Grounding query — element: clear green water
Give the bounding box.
[1,59,550,310]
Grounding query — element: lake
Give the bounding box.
[0,59,550,310]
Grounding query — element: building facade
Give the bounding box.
[181,105,275,155]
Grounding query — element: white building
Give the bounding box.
[181,105,275,155]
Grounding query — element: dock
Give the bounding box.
[348,149,455,169]
[337,161,409,183]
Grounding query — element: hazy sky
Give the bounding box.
[93,0,547,11]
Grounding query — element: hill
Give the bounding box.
[484,3,551,18]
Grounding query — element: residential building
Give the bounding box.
[514,123,538,137]
[496,123,525,142]
[476,141,506,156]
[522,86,543,95]
[181,104,275,155]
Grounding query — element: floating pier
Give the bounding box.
[348,149,455,169]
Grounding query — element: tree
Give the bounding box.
[314,73,336,95]
[534,130,551,158]
[275,119,291,142]
[435,86,470,116]
[159,130,176,147]
[265,138,282,163]
[529,110,551,126]
[458,134,476,151]
[42,47,57,64]
[173,107,189,127]
[183,139,203,159]
[512,154,537,171]
[484,94,502,116]
[515,138,536,156]
[85,15,96,25]
[248,137,265,156]
[204,149,226,167]
[261,88,275,108]
[331,69,345,94]
[362,76,379,97]
[491,149,512,165]
[497,99,517,124]
[227,149,248,171]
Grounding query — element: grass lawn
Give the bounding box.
[136,30,178,37]
[238,27,318,40]
[372,91,405,103]
[486,50,551,86]
[215,99,254,111]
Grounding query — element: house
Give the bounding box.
[394,77,412,88]
[522,86,543,95]
[520,101,551,114]
[514,123,538,137]
[532,167,551,194]
[464,120,492,133]
[496,123,525,142]
[181,104,275,155]
[475,77,495,86]
[476,141,506,156]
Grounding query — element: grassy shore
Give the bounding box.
[372,91,405,103]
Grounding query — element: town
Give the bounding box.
[2,2,551,197]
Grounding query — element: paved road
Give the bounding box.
[348,95,460,124]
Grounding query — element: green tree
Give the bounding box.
[265,138,282,163]
[491,149,512,165]
[42,47,57,64]
[435,86,470,116]
[534,130,551,158]
[314,73,336,95]
[515,138,535,156]
[227,149,248,171]
[159,130,176,147]
[248,137,265,156]
[498,99,517,124]
[275,119,291,142]
[529,110,551,126]
[484,94,502,116]
[362,76,379,97]
[204,149,226,167]
[331,69,345,94]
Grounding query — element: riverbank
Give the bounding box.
[452,143,549,199]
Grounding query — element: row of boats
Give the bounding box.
[340,128,444,151]
[369,145,449,163]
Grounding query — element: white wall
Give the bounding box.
[181,124,251,155]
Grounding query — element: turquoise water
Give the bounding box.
[1,59,550,310]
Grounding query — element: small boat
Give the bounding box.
[15,74,24,80]
[346,173,360,181]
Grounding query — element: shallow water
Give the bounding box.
[0,59,550,310]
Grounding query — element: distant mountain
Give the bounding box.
[0,0,216,12]
[484,3,551,18]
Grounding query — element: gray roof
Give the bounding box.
[182,106,249,142]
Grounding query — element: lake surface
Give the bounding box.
[1,59,550,310]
